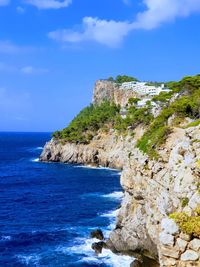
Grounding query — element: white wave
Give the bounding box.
[31,158,39,162]
[74,165,100,170]
[74,165,120,172]
[36,147,43,150]
[99,249,134,267]
[100,209,120,218]
[1,235,11,241]
[83,249,134,267]
[64,236,134,267]
[17,254,41,265]
[102,191,124,200]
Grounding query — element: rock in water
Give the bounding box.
[90,229,104,240]
[91,241,107,255]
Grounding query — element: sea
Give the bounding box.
[0,132,133,267]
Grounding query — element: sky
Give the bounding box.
[0,0,200,132]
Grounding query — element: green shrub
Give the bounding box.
[137,74,200,159]
[184,119,200,128]
[181,198,189,208]
[128,97,140,105]
[115,75,138,84]
[52,101,120,144]
[114,105,153,134]
[170,210,200,238]
[152,91,174,103]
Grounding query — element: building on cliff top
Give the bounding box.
[120,81,170,96]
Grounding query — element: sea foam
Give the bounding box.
[65,236,133,267]
[17,254,41,265]
[31,158,39,162]
[102,191,124,200]
[36,147,43,150]
[0,235,11,241]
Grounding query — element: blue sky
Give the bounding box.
[0,0,200,132]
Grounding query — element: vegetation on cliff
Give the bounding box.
[107,75,138,83]
[53,101,120,144]
[114,105,154,133]
[53,74,200,158]
[137,75,200,158]
[170,208,200,238]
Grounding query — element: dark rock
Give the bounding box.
[105,239,118,254]
[91,241,107,255]
[130,260,142,267]
[90,229,104,240]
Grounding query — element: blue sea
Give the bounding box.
[0,132,133,267]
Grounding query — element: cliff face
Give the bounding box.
[93,80,139,107]
[109,125,200,267]
[40,130,128,169]
[40,80,200,267]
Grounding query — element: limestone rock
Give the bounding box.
[180,250,199,261]
[159,232,174,246]
[160,257,177,266]
[180,233,191,242]
[39,81,200,267]
[189,239,200,252]
[188,192,200,210]
[161,218,179,235]
[176,238,188,253]
[160,246,180,259]
[92,80,139,107]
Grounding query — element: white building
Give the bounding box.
[120,81,169,96]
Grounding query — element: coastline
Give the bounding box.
[40,151,159,266]
[39,77,200,267]
[40,121,200,267]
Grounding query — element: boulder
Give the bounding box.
[180,250,199,261]
[180,232,191,242]
[176,238,188,253]
[189,239,200,252]
[160,246,180,259]
[188,192,200,210]
[91,241,107,255]
[161,218,179,235]
[160,256,177,266]
[159,232,174,246]
[90,229,104,240]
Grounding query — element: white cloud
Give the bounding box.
[132,0,200,30]
[24,0,72,9]
[48,0,200,47]
[49,17,132,48]
[21,66,49,74]
[17,6,25,14]
[0,0,9,6]
[122,0,131,6]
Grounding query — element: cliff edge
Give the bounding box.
[40,77,200,266]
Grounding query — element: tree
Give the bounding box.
[115,75,138,84]
[107,77,114,81]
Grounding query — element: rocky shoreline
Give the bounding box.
[40,79,200,266]
[40,123,200,267]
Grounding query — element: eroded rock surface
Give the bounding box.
[40,80,200,266]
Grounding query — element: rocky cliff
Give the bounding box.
[93,80,139,107]
[40,79,200,267]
